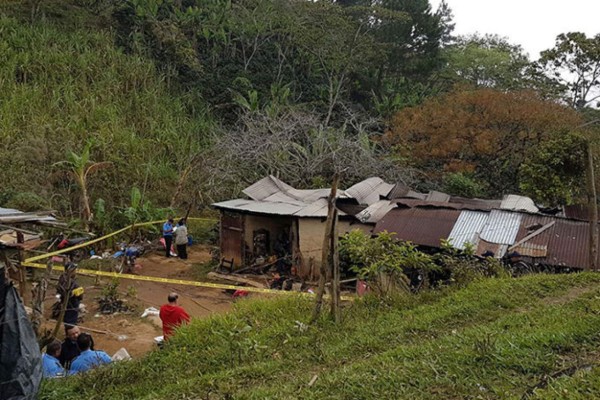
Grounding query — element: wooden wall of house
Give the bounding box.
[297,218,372,280]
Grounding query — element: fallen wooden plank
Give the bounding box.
[207,272,267,288]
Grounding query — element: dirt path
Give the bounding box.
[44,246,233,359]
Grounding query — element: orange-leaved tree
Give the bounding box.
[384,88,582,196]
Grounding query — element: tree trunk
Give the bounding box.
[312,174,339,322]
[587,142,598,270]
[330,206,340,323]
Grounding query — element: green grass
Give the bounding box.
[39,273,600,399]
[0,6,213,213]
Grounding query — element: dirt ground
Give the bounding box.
[42,246,233,359]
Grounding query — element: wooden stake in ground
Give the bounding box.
[312,173,339,322]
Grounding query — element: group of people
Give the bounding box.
[162,218,189,259]
[42,326,111,378]
[43,291,191,379]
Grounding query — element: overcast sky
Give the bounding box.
[430,0,600,60]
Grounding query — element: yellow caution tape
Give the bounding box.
[23,217,354,301]
[24,218,217,264]
[22,261,354,301]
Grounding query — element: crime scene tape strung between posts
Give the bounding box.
[22,261,354,301]
[24,217,217,264]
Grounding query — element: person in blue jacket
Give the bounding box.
[70,333,112,374]
[162,218,174,258]
[42,340,66,378]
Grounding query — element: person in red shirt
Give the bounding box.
[159,292,191,340]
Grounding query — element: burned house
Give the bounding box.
[212,176,393,279]
[214,176,598,278]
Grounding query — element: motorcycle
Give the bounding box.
[47,233,91,263]
[112,240,151,273]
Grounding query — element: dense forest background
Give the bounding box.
[1,0,600,228]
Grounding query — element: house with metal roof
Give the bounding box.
[374,199,594,270]
[212,176,393,278]
[213,175,593,276]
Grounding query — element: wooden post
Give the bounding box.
[16,231,26,299]
[588,142,598,270]
[312,174,339,322]
[330,203,340,323]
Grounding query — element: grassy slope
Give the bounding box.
[40,273,600,399]
[0,2,211,211]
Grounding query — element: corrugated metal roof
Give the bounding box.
[479,210,522,245]
[544,219,590,269]
[345,177,394,206]
[447,210,489,249]
[392,199,496,212]
[0,207,57,223]
[374,207,460,247]
[242,176,294,201]
[212,199,304,216]
[355,200,396,224]
[449,197,501,209]
[501,195,539,213]
[426,191,451,202]
[510,214,555,257]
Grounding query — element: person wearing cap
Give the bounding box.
[163,218,175,258]
[57,262,84,329]
[159,293,190,340]
[70,333,111,374]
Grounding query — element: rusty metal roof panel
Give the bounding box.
[355,200,396,224]
[479,210,522,245]
[345,177,394,206]
[510,214,555,257]
[448,211,489,249]
[374,207,460,247]
[544,219,589,269]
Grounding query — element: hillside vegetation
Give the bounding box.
[0,8,210,214]
[41,273,600,399]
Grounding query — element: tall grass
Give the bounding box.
[0,13,212,214]
[39,273,600,399]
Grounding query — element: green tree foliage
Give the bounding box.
[519,131,587,206]
[538,32,600,109]
[440,34,532,90]
[340,229,437,295]
[112,0,451,120]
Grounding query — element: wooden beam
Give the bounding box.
[508,221,555,252]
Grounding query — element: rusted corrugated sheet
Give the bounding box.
[480,210,522,245]
[449,197,501,209]
[511,214,554,258]
[544,219,590,269]
[476,239,507,257]
[563,204,593,221]
[374,208,460,247]
[393,199,496,212]
[447,210,489,249]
